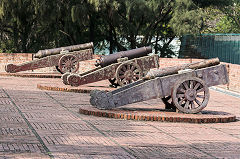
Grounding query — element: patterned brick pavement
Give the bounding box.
[0,76,240,158]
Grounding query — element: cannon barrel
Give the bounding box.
[34,42,94,58]
[144,58,220,80]
[95,46,152,67]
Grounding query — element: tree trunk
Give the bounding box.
[109,24,113,54]
[154,33,159,54]
[89,16,95,43]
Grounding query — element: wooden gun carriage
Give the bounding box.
[5,42,94,74]
[90,58,229,114]
[62,46,159,87]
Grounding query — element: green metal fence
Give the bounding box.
[179,34,240,64]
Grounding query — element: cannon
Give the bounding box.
[34,42,93,58]
[95,46,152,67]
[62,46,159,87]
[90,58,229,114]
[5,42,94,74]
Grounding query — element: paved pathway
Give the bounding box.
[0,76,240,158]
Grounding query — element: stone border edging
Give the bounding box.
[210,86,240,99]
[79,107,236,124]
[37,84,92,93]
[0,72,61,78]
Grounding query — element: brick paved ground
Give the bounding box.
[0,76,240,158]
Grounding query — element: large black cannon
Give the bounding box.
[5,42,94,74]
[62,46,159,87]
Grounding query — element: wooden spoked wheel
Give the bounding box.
[116,62,143,86]
[58,54,79,74]
[172,77,210,114]
[61,72,71,85]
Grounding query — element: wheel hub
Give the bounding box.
[184,89,197,101]
[65,60,73,70]
[124,70,133,80]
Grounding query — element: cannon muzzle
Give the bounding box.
[34,42,94,58]
[95,46,152,67]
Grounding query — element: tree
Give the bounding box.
[0,0,100,52]
[0,0,235,57]
[88,0,176,56]
[33,0,90,48]
[90,0,233,56]
[216,0,240,33]
[170,0,233,35]
[0,0,39,52]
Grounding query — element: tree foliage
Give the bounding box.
[0,0,38,52]
[0,0,236,56]
[216,0,240,33]
[200,0,239,33]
